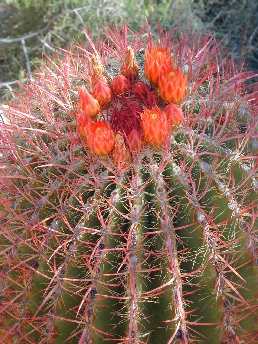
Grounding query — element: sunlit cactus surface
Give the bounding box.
[0,23,258,344]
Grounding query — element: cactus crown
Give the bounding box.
[0,23,258,343]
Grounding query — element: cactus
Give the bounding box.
[0,23,258,343]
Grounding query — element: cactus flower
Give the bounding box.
[140,106,171,146]
[163,103,184,126]
[91,80,113,108]
[145,45,174,85]
[77,85,100,117]
[111,74,131,95]
[127,129,144,151]
[76,110,93,140]
[158,69,187,103]
[132,81,148,98]
[86,121,115,156]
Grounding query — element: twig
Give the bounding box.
[36,34,60,53]
[248,25,258,46]
[21,39,33,81]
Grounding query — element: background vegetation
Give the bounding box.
[0,0,258,100]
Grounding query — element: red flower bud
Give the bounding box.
[163,103,184,126]
[77,86,100,117]
[158,69,187,104]
[127,129,144,152]
[111,75,131,95]
[132,81,148,98]
[92,80,113,108]
[140,106,171,146]
[86,121,115,156]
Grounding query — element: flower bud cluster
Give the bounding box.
[76,42,187,164]
[145,45,187,103]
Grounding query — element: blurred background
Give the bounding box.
[0,0,258,101]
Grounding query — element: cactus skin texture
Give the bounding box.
[0,23,258,344]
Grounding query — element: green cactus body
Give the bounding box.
[0,24,258,343]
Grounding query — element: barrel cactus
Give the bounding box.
[0,23,258,343]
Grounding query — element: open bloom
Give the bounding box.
[158,69,187,103]
[86,121,115,156]
[163,103,184,126]
[92,80,113,108]
[77,86,100,117]
[145,45,174,85]
[140,106,171,146]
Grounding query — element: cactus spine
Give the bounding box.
[0,24,258,343]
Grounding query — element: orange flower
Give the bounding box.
[76,110,93,140]
[112,133,131,167]
[140,106,171,146]
[127,129,144,151]
[86,121,115,156]
[92,80,113,108]
[163,103,184,126]
[145,45,174,85]
[158,69,187,103]
[111,75,131,95]
[77,86,100,117]
[121,46,139,79]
